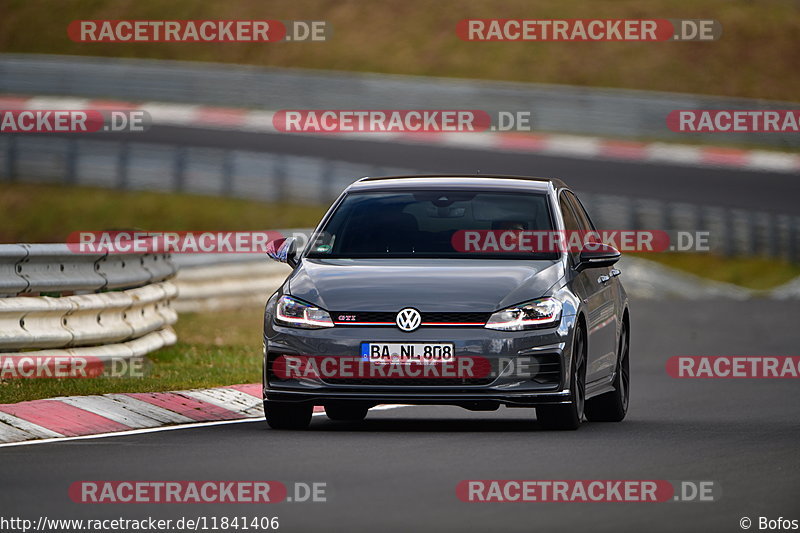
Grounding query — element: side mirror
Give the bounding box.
[266,237,299,268]
[576,242,620,271]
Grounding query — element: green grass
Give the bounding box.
[0,183,326,243]
[0,309,265,404]
[0,0,799,101]
[629,252,800,291]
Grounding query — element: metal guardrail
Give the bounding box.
[2,135,799,263]
[172,262,290,313]
[0,246,178,360]
[169,230,306,312]
[1,54,798,149]
[0,135,410,205]
[0,282,177,350]
[169,229,312,269]
[579,193,800,263]
[0,243,175,296]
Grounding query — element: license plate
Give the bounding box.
[361,343,455,364]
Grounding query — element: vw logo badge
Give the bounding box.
[396,308,422,332]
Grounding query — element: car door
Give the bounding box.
[560,191,617,384]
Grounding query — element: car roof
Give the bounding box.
[347,174,567,193]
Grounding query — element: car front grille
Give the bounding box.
[331,311,491,327]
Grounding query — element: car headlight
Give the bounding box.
[484,297,562,331]
[275,295,334,329]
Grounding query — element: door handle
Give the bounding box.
[610,268,621,277]
[597,274,610,284]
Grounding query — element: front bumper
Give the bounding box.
[265,389,573,409]
[263,316,579,408]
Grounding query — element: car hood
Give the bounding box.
[287,258,565,312]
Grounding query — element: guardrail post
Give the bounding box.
[5,135,17,182]
[626,198,639,230]
[221,150,234,196]
[767,214,779,258]
[173,146,187,192]
[274,155,287,202]
[695,204,706,234]
[748,211,759,256]
[723,208,735,257]
[117,142,129,190]
[321,162,333,204]
[64,138,78,185]
[661,201,672,232]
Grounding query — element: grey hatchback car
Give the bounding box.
[263,175,630,430]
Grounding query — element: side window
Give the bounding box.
[559,193,580,232]
[565,190,604,252]
[559,193,581,263]
[565,191,594,232]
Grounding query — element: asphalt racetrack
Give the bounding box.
[3,298,798,532]
[54,125,800,214]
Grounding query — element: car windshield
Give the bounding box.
[305,189,559,260]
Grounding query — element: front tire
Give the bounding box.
[264,400,313,429]
[537,327,586,431]
[585,322,629,422]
